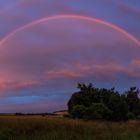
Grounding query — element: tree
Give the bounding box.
[67,83,140,121]
[77,83,93,93]
[126,87,140,116]
[107,94,128,120]
[84,103,112,120]
[71,105,86,119]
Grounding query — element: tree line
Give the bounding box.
[67,83,140,121]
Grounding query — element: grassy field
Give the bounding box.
[0,115,139,140]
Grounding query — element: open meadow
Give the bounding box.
[0,115,139,140]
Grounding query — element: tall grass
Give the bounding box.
[0,116,139,140]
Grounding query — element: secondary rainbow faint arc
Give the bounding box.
[0,14,140,46]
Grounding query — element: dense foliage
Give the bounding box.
[68,83,140,121]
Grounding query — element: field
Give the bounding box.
[0,115,140,140]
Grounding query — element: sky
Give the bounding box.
[0,0,140,113]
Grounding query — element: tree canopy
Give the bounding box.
[68,83,140,121]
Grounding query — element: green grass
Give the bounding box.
[0,116,139,140]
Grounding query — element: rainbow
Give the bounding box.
[0,14,140,46]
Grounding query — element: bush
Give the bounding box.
[107,94,128,121]
[68,83,140,121]
[127,112,136,120]
[84,103,112,120]
[136,115,140,120]
[63,113,71,118]
[71,105,86,119]
[15,112,24,116]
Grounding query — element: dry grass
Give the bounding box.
[0,115,139,140]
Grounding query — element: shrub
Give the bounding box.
[63,113,71,118]
[107,94,128,121]
[15,112,23,116]
[71,105,86,119]
[136,115,140,120]
[84,103,112,120]
[68,83,140,121]
[127,112,136,120]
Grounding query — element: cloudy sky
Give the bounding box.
[0,0,140,113]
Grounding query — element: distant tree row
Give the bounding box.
[67,83,140,121]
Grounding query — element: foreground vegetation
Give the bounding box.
[68,83,140,121]
[0,115,140,140]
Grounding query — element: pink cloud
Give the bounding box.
[0,80,41,91]
[47,69,81,79]
[132,59,140,68]
[46,62,140,80]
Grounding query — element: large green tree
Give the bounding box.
[68,83,140,121]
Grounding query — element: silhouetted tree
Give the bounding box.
[71,105,86,119]
[125,87,140,116]
[84,103,112,120]
[68,83,140,121]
